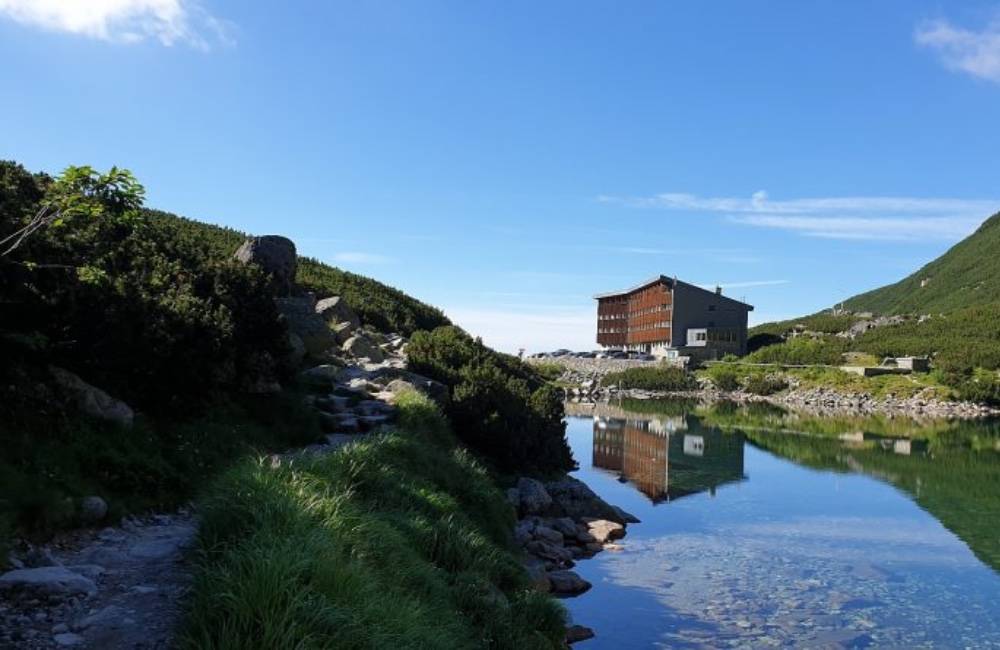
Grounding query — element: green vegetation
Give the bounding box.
[704,364,740,391]
[144,209,450,337]
[844,211,1000,314]
[0,390,321,536]
[0,159,450,540]
[600,366,696,391]
[746,212,1000,404]
[182,392,566,650]
[531,362,566,382]
[744,337,849,366]
[407,327,573,474]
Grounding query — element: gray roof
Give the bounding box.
[594,274,754,310]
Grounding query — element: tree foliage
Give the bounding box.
[406,326,574,474]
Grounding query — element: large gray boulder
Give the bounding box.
[547,570,591,595]
[49,367,134,427]
[275,296,337,359]
[233,235,297,295]
[315,296,361,329]
[545,475,625,523]
[517,477,552,515]
[342,335,385,362]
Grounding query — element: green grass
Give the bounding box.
[180,391,567,650]
[0,390,322,539]
[600,366,695,391]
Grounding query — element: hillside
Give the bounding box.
[146,209,450,336]
[843,211,1000,315]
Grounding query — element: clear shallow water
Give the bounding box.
[562,400,1000,649]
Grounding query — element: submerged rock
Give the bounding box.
[566,625,595,644]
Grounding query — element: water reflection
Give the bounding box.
[591,412,745,503]
[562,399,1000,648]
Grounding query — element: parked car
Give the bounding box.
[550,349,572,357]
[575,351,597,358]
[606,350,628,359]
[632,352,655,361]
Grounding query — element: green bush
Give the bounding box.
[532,362,566,382]
[181,392,567,649]
[406,326,574,474]
[955,369,1000,406]
[744,337,849,366]
[705,365,740,391]
[742,374,789,396]
[600,366,696,391]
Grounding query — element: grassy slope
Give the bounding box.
[181,391,566,650]
[843,212,1000,315]
[148,209,450,336]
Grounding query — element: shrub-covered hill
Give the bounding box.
[146,209,450,336]
[843,211,1000,315]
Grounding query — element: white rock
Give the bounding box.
[0,567,97,596]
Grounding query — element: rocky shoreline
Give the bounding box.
[544,357,1000,419]
[505,475,640,645]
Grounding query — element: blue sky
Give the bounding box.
[2,1,1000,352]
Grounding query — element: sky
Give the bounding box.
[2,1,1000,353]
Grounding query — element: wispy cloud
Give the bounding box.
[331,252,395,265]
[600,190,999,241]
[0,0,233,50]
[915,16,1000,83]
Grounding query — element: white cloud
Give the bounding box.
[331,252,395,265]
[0,0,232,49]
[600,190,999,241]
[915,17,1000,83]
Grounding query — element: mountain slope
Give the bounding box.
[843,212,1000,314]
[146,209,450,336]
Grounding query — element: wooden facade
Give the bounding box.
[596,277,673,348]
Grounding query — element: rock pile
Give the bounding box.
[507,476,637,599]
[0,511,197,649]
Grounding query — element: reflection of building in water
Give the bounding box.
[592,415,745,502]
[837,431,929,456]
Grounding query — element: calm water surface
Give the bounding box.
[562,399,1000,649]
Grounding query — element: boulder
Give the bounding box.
[545,475,624,523]
[524,560,551,593]
[299,365,341,390]
[583,519,625,544]
[368,368,450,406]
[49,367,134,427]
[547,570,591,595]
[53,633,85,647]
[315,296,361,329]
[79,496,108,523]
[342,335,385,362]
[525,540,573,564]
[566,625,595,644]
[513,519,535,546]
[549,517,579,538]
[276,297,337,358]
[612,505,641,524]
[532,525,564,546]
[286,332,307,367]
[517,477,552,515]
[233,235,297,295]
[330,321,356,344]
[0,566,97,596]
